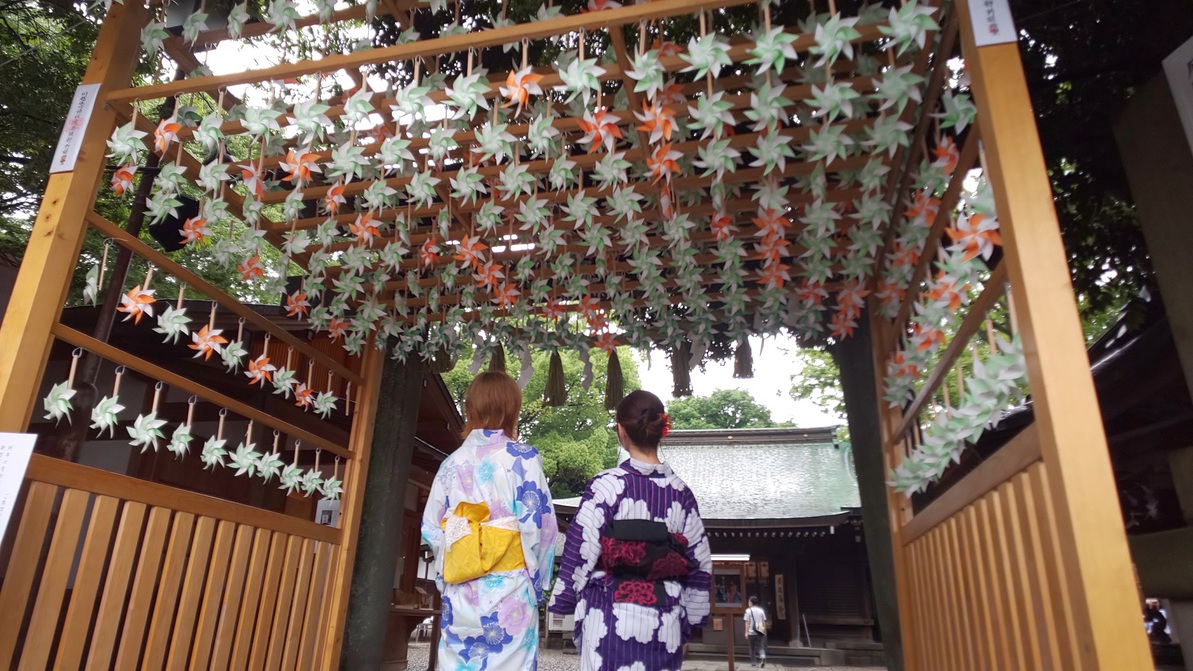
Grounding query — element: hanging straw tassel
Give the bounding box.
[488,341,507,373]
[670,342,692,398]
[543,350,567,408]
[604,349,624,411]
[734,339,754,379]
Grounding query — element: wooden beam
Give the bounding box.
[954,1,1152,668]
[0,0,148,430]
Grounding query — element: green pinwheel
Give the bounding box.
[526,115,560,157]
[427,127,459,165]
[361,180,398,211]
[515,196,551,233]
[865,114,913,157]
[256,451,285,483]
[750,131,795,175]
[391,83,434,122]
[200,437,227,469]
[220,340,248,373]
[547,157,579,191]
[803,123,854,164]
[266,0,301,32]
[327,142,369,183]
[153,306,191,345]
[167,424,193,458]
[472,122,517,164]
[444,71,491,120]
[155,161,187,195]
[935,91,977,133]
[449,166,487,205]
[128,412,167,452]
[746,27,798,76]
[227,3,250,39]
[405,170,440,208]
[378,136,415,174]
[682,33,732,80]
[140,21,169,53]
[282,189,305,222]
[272,368,298,398]
[300,468,324,496]
[107,122,147,165]
[873,65,924,113]
[289,100,332,145]
[743,80,793,132]
[197,161,229,194]
[343,87,376,127]
[43,381,76,425]
[694,138,741,181]
[181,11,208,46]
[809,81,863,122]
[688,92,736,140]
[878,1,939,56]
[557,56,605,106]
[279,464,305,495]
[241,106,282,141]
[146,190,183,225]
[606,187,644,223]
[229,441,261,477]
[810,13,862,66]
[83,265,100,306]
[626,50,665,101]
[89,395,124,437]
[496,163,537,200]
[313,392,338,418]
[320,474,344,501]
[591,151,631,191]
[562,191,598,227]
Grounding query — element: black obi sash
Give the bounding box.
[599,519,694,606]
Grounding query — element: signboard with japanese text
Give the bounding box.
[49,83,100,174]
[0,433,36,543]
[968,0,1016,47]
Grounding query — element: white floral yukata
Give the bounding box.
[422,429,558,671]
[549,458,713,671]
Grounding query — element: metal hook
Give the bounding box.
[71,348,83,358]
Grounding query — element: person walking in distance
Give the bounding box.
[744,596,768,668]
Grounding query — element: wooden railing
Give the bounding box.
[0,456,340,670]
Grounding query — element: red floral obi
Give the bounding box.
[599,519,694,606]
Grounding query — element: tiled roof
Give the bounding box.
[557,427,861,524]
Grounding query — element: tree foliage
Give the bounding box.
[444,345,641,498]
[789,349,845,420]
[667,389,776,430]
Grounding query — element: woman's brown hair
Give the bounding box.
[462,371,523,439]
[615,389,668,449]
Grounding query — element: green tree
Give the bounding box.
[444,344,641,497]
[789,349,845,420]
[667,389,775,430]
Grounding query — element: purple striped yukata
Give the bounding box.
[549,458,712,671]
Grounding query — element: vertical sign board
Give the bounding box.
[774,574,786,621]
[0,434,36,542]
[1163,36,1193,160]
[966,0,1017,47]
[49,83,100,174]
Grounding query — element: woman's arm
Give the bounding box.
[420,462,451,591]
[680,493,713,630]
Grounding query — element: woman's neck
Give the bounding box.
[625,442,661,464]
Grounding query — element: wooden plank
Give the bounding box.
[1028,462,1081,668]
[987,489,1028,670]
[906,541,934,669]
[932,527,963,670]
[209,525,258,671]
[84,212,362,387]
[959,506,994,671]
[166,516,218,671]
[107,0,855,102]
[0,482,58,667]
[1012,470,1063,668]
[85,502,148,670]
[945,518,980,671]
[54,495,121,671]
[26,454,339,544]
[280,538,318,670]
[265,535,305,670]
[903,423,1041,542]
[1000,480,1045,668]
[51,326,352,460]
[230,529,276,669]
[187,520,236,671]
[296,543,333,669]
[113,507,173,669]
[974,497,1011,670]
[318,345,384,667]
[0,0,147,429]
[18,489,91,670]
[247,533,290,670]
[142,512,197,668]
[954,1,1154,667]
[312,550,342,667]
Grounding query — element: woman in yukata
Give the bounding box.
[421,371,557,671]
[549,390,713,671]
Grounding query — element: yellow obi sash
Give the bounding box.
[441,501,526,584]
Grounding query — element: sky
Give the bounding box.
[634,333,841,429]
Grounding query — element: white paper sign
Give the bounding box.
[968,0,1017,47]
[1163,35,1193,160]
[0,433,36,543]
[49,83,100,174]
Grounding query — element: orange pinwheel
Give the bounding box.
[889,242,920,269]
[652,39,683,59]
[758,261,791,289]
[323,183,347,215]
[932,136,960,175]
[635,100,677,145]
[927,277,967,312]
[584,0,621,11]
[294,383,314,409]
[911,323,946,352]
[829,308,858,338]
[890,350,921,379]
[710,211,736,241]
[797,279,828,306]
[111,164,136,195]
[240,163,265,198]
[945,213,1003,261]
[492,283,520,308]
[238,256,265,281]
[905,191,940,222]
[419,238,441,269]
[646,143,682,185]
[500,67,545,116]
[180,216,210,245]
[474,261,504,292]
[153,117,182,154]
[245,355,275,386]
[594,330,618,354]
[542,299,565,323]
[577,109,623,153]
[453,235,488,271]
[118,285,156,324]
[189,325,227,360]
[349,213,380,246]
[285,291,310,318]
[327,317,350,342]
[281,148,322,187]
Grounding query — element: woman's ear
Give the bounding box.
[615,422,626,445]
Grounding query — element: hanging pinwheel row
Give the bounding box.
[108,2,944,371]
[41,361,343,500]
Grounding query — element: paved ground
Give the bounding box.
[404,642,886,670]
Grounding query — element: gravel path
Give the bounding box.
[404,642,886,670]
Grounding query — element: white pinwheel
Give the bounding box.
[327,142,369,183]
[809,81,863,122]
[320,475,344,501]
[811,13,862,66]
[590,151,631,191]
[361,180,398,212]
[378,136,415,175]
[194,113,225,154]
[526,114,560,157]
[803,123,854,164]
[744,80,793,132]
[427,127,459,165]
[107,122,147,165]
[300,468,324,496]
[449,166,487,205]
[313,392,338,418]
[197,161,229,193]
[289,100,333,145]
[561,191,598,228]
[153,306,191,344]
[865,114,913,157]
[343,87,376,127]
[167,424,193,458]
[750,131,795,176]
[155,161,187,195]
[282,189,306,222]
[444,71,492,120]
[606,187,644,223]
[878,1,939,55]
[89,395,124,437]
[229,441,261,477]
[515,196,551,233]
[682,33,732,80]
[688,92,736,140]
[873,65,924,113]
[547,157,579,191]
[220,339,249,372]
[140,21,169,53]
[405,170,441,208]
[43,381,76,425]
[199,437,227,469]
[626,50,665,101]
[146,191,183,225]
[280,464,305,495]
[557,56,605,106]
[128,412,167,452]
[391,83,434,121]
[472,122,517,164]
[747,27,798,75]
[257,451,285,483]
[266,0,301,32]
[241,106,282,140]
[496,163,537,200]
[694,138,741,181]
[271,368,298,399]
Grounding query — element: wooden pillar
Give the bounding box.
[954,2,1152,667]
[831,315,903,670]
[340,352,425,669]
[0,0,148,430]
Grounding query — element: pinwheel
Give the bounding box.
[936,91,977,133]
[347,213,379,247]
[932,136,961,175]
[878,1,939,55]
[604,186,643,223]
[634,100,677,145]
[472,122,517,164]
[42,381,76,425]
[242,354,274,387]
[577,109,623,153]
[193,160,229,193]
[500,67,545,116]
[327,142,369,183]
[865,114,914,157]
[343,87,376,127]
[561,191,598,228]
[226,2,250,38]
[239,163,266,199]
[557,56,605,107]
[803,123,854,164]
[547,157,579,191]
[809,81,863,122]
[318,182,345,215]
[750,130,796,176]
[153,161,187,196]
[496,163,537,200]
[237,255,264,281]
[447,166,486,205]
[591,150,631,191]
[585,0,621,11]
[747,27,799,75]
[687,92,735,140]
[128,412,167,452]
[626,50,665,101]
[140,20,169,53]
[266,0,301,31]
[229,441,261,476]
[744,81,794,132]
[391,83,434,122]
[313,392,338,418]
[118,285,156,324]
[241,106,282,141]
[279,462,304,494]
[377,137,415,175]
[682,33,732,79]
[277,148,320,188]
[181,10,208,45]
[515,196,551,233]
[82,390,123,437]
[301,467,324,496]
[189,325,227,360]
[811,13,862,66]
[646,143,682,185]
[107,123,147,166]
[257,451,284,482]
[692,138,740,182]
[444,71,492,120]
[108,165,137,197]
[144,190,182,225]
[873,65,925,113]
[946,212,1002,261]
[164,423,193,458]
[151,304,190,344]
[401,170,437,210]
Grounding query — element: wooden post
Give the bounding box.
[0,0,148,430]
[321,345,387,667]
[341,354,426,669]
[726,614,735,671]
[954,2,1153,668]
